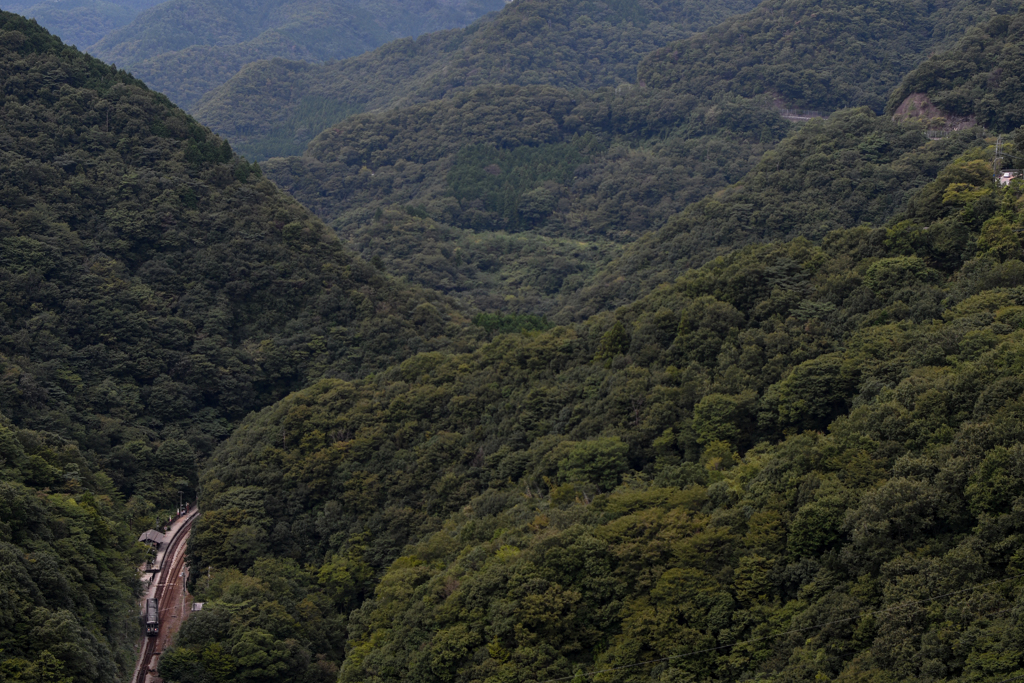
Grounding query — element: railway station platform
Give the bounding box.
[139,506,198,580]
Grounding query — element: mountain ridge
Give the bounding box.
[87,0,506,107]
[192,0,764,159]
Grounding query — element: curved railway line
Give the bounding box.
[132,511,197,683]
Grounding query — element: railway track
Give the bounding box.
[133,511,197,683]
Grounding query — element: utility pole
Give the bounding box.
[995,135,1004,181]
[179,567,186,624]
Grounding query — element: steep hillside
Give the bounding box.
[193,0,764,159]
[89,0,505,108]
[0,10,468,680]
[560,109,982,318]
[888,10,1024,133]
[0,11,463,512]
[637,0,1019,114]
[0,418,145,683]
[169,146,1024,682]
[555,1,1024,320]
[239,0,1008,325]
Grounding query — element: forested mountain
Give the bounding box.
[193,0,764,159]
[166,139,1024,682]
[0,13,464,681]
[265,101,977,319]
[887,11,1024,134]
[0,0,162,50]
[559,109,981,318]
[0,7,466,505]
[196,0,1019,161]
[88,0,506,109]
[0,416,145,683]
[264,86,789,314]
[244,0,1018,324]
[6,0,1024,681]
[637,0,1019,114]
[553,5,1024,320]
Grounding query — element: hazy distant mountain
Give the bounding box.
[88,0,506,107]
[194,0,764,159]
[0,0,161,48]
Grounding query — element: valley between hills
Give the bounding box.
[3,1,1024,682]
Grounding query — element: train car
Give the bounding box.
[145,598,159,636]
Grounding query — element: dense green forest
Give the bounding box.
[88,0,506,109]
[0,13,470,681]
[251,0,1021,321]
[0,415,147,683]
[193,0,764,159]
[263,86,789,314]
[637,0,1020,113]
[887,11,1024,134]
[0,9,462,506]
[195,0,1020,161]
[559,109,983,319]
[168,138,1024,682]
[265,99,977,318]
[7,1,1024,682]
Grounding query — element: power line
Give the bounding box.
[537,573,1024,683]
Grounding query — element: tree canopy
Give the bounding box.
[888,10,1024,133]
[6,1,1024,682]
[192,0,764,159]
[637,0,1019,114]
[171,146,1024,682]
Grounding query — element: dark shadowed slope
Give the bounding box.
[0,10,460,508]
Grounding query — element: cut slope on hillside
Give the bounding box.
[90,0,505,108]
[888,10,1024,133]
[193,0,764,159]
